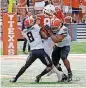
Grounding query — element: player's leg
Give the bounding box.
[10,52,37,82]
[23,38,27,54]
[48,46,68,82]
[35,49,64,82]
[52,46,63,71]
[47,47,65,81]
[52,46,61,66]
[28,44,30,52]
[35,49,53,83]
[60,46,72,82]
[47,46,61,76]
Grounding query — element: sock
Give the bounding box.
[52,65,63,75]
[67,68,72,73]
[52,65,63,81]
[39,68,49,77]
[14,66,27,80]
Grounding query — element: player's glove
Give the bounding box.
[44,25,51,31]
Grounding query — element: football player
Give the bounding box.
[43,4,64,22]
[37,4,64,69]
[42,5,72,82]
[34,5,68,82]
[10,16,64,83]
[22,11,34,54]
[47,18,72,82]
[37,4,65,58]
[35,5,72,82]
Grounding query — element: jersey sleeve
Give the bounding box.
[37,14,45,28]
[58,28,68,36]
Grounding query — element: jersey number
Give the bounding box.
[44,18,51,26]
[27,32,34,42]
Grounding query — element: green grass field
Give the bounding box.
[1,41,86,88]
[1,55,86,88]
[0,41,86,55]
[17,41,86,54]
[70,41,86,54]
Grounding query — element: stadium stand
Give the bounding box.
[77,23,86,41]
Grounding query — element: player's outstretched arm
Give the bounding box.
[49,32,65,43]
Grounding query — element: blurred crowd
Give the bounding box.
[1,0,86,54]
[1,0,86,23]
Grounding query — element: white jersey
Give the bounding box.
[22,24,44,50]
[43,37,55,58]
[56,25,71,47]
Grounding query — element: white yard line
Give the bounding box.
[0,54,86,59]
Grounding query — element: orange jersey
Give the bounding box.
[37,14,45,27]
[37,11,64,28]
[82,0,86,6]
[37,14,51,36]
[72,0,80,8]
[37,8,64,28]
[63,0,71,6]
[37,14,53,28]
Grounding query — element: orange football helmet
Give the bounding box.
[51,19,62,33]
[51,18,61,28]
[24,17,34,28]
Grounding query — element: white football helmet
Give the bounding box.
[43,4,55,15]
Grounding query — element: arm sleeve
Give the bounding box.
[58,28,68,36]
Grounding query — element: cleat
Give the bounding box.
[23,51,28,54]
[57,66,62,72]
[10,78,17,82]
[61,74,68,82]
[67,73,72,82]
[58,74,68,82]
[57,72,64,82]
[35,75,41,83]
